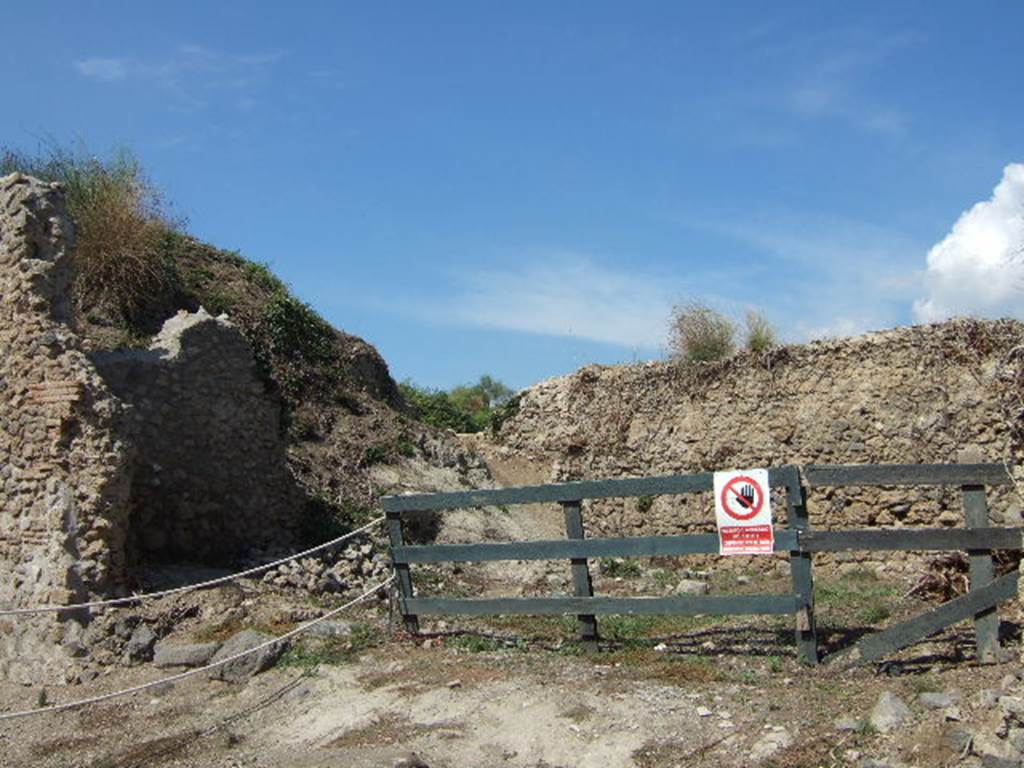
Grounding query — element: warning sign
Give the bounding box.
[713,468,774,555]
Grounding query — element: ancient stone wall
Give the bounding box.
[0,174,133,683]
[94,309,301,563]
[0,176,307,683]
[492,320,1024,571]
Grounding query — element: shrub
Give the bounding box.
[361,443,390,466]
[744,310,777,353]
[251,292,337,401]
[668,302,736,363]
[488,393,521,435]
[449,375,515,431]
[400,375,516,433]
[297,492,375,545]
[398,381,477,432]
[0,143,181,321]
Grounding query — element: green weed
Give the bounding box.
[278,623,381,669]
[446,634,524,653]
[598,558,643,579]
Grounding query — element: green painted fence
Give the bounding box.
[382,463,1021,665]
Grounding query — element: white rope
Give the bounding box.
[0,574,396,722]
[0,516,386,617]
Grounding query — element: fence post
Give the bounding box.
[386,510,420,635]
[562,500,599,650]
[962,484,999,662]
[785,467,818,665]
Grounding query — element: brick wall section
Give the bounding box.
[493,320,1024,572]
[94,309,301,563]
[0,174,132,683]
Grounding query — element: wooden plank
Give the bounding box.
[964,485,999,662]
[394,530,801,563]
[784,467,818,665]
[386,512,419,635]
[563,500,598,648]
[825,571,1019,666]
[799,528,1023,553]
[805,463,1010,488]
[382,467,796,513]
[405,594,800,616]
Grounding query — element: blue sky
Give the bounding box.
[4,2,1023,389]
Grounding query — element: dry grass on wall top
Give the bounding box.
[0,144,398,415]
[668,302,737,363]
[0,145,183,323]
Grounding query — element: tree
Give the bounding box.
[400,375,516,433]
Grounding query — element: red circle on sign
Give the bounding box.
[720,475,764,521]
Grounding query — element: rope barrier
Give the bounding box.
[0,574,395,722]
[0,516,386,617]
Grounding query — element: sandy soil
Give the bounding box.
[1,607,1017,768]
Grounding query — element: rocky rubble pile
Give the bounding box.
[956,673,1024,768]
[827,672,1024,768]
[257,536,391,595]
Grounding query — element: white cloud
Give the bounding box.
[74,57,128,82]
[914,163,1024,323]
[71,45,285,110]
[435,254,685,350]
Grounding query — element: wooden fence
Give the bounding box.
[382,463,1021,665]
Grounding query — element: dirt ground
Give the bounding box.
[2,449,1019,768]
[1,593,1019,768]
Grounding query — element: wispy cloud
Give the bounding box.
[686,210,924,340]
[714,28,921,145]
[783,35,918,138]
[75,57,128,82]
[72,44,286,110]
[914,163,1024,322]
[400,213,926,353]
[399,252,712,352]
[433,254,684,350]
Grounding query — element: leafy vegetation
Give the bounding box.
[297,493,376,545]
[597,557,643,579]
[250,292,338,402]
[399,375,516,433]
[446,633,526,653]
[277,622,382,668]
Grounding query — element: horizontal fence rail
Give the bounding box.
[799,527,1022,552]
[393,531,800,564]
[405,595,801,617]
[804,463,1011,488]
[383,463,1020,666]
[382,467,795,513]
[392,528,1023,563]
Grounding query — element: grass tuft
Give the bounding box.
[668,301,736,363]
[1,143,183,322]
[745,310,777,353]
